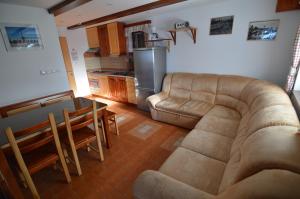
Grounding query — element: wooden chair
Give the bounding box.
[63,100,104,176]
[5,113,71,199]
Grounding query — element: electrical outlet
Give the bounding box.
[40,69,60,75]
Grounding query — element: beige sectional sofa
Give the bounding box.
[133,73,300,199]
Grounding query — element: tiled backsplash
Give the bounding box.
[100,55,130,71]
[85,57,101,70]
[85,55,132,71]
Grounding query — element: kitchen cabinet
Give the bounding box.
[85,22,126,56]
[108,76,128,102]
[98,76,110,97]
[126,77,137,104]
[276,0,300,12]
[98,25,110,57]
[88,77,100,96]
[107,22,126,56]
[88,74,137,104]
[86,27,99,48]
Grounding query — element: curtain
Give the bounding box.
[285,25,300,93]
[125,24,150,53]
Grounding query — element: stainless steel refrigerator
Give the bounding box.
[133,47,167,111]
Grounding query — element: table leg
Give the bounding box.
[103,109,111,149]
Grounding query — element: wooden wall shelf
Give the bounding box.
[168,27,197,45]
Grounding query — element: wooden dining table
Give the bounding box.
[0,97,111,149]
[0,97,111,198]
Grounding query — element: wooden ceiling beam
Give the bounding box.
[48,0,92,16]
[124,20,152,28]
[67,0,186,30]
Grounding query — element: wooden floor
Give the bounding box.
[21,98,189,199]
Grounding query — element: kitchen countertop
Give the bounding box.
[87,70,135,78]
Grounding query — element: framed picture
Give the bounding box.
[210,15,234,35]
[0,23,43,51]
[247,19,280,41]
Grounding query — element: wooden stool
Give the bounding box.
[99,110,119,139]
[106,110,119,136]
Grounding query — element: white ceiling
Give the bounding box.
[56,0,226,27]
[0,0,227,27]
[0,0,63,9]
[55,0,156,27]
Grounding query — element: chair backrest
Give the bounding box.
[5,113,59,155]
[64,100,98,132]
[5,113,69,199]
[0,90,74,118]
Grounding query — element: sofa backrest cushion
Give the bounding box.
[190,74,218,104]
[169,73,194,99]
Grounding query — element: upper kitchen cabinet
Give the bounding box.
[98,25,110,57]
[276,0,300,12]
[86,27,99,48]
[107,22,126,56]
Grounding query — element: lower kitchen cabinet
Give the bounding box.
[98,76,110,97]
[108,76,128,102]
[88,74,137,104]
[126,77,137,104]
[88,77,100,95]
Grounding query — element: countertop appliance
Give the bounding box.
[133,47,166,111]
[132,31,147,49]
[83,47,100,57]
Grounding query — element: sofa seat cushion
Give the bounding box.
[195,114,240,139]
[179,100,214,117]
[159,147,226,195]
[181,129,234,162]
[156,97,188,113]
[206,105,241,120]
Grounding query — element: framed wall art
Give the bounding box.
[247,19,280,41]
[0,23,43,51]
[209,15,234,35]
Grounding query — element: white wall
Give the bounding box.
[0,3,69,106]
[149,0,300,86]
[63,0,300,94]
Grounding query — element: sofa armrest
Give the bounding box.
[133,170,213,199]
[146,92,168,109]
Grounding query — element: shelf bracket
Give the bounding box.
[169,31,177,45]
[190,28,197,44]
[168,27,197,45]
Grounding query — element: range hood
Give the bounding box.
[84,47,100,57]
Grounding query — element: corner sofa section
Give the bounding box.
[134,73,300,199]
